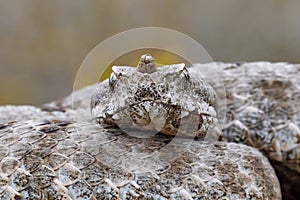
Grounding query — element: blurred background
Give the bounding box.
[0,0,299,105]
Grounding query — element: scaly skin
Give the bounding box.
[0,55,299,199]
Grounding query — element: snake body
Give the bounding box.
[0,55,299,199]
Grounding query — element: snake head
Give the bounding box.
[91,54,218,138]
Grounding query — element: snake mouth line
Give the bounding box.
[96,100,216,139]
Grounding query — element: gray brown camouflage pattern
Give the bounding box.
[0,55,299,199]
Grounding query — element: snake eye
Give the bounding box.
[179,67,190,82]
[109,72,118,90]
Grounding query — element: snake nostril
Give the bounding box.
[131,114,150,126]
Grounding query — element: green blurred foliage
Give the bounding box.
[0,0,300,105]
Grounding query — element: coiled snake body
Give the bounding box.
[0,55,299,199]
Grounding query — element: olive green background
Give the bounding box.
[0,0,299,105]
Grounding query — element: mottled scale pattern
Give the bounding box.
[221,62,300,171]
[0,61,300,199]
[0,120,280,199]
